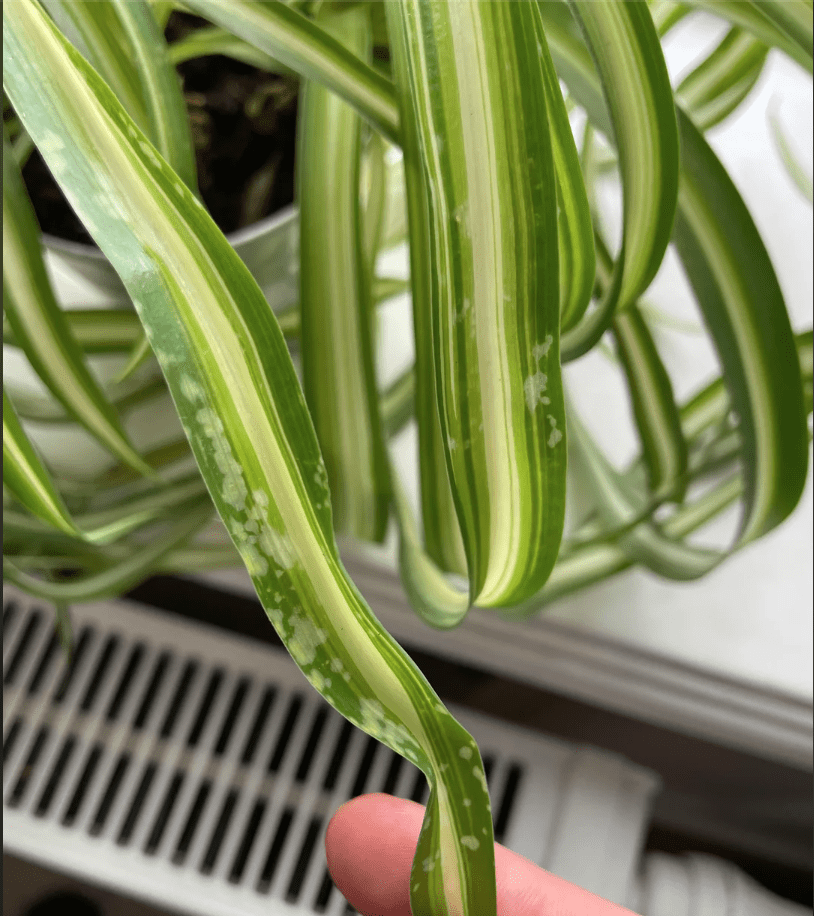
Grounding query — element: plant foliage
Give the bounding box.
[3,1,812,913]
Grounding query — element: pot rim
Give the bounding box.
[40,202,298,260]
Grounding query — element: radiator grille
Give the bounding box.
[3,587,658,915]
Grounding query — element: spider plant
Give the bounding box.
[3,1,812,912]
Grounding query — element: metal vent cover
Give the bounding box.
[3,586,659,915]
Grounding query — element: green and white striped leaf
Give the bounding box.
[184,0,400,143]
[42,0,197,188]
[167,25,287,72]
[567,404,720,580]
[563,0,679,355]
[298,7,390,542]
[6,373,166,424]
[387,0,466,579]
[649,0,693,37]
[3,504,213,603]
[674,109,809,542]
[40,0,149,131]
[387,0,566,616]
[3,132,152,476]
[108,0,198,192]
[504,470,744,618]
[770,110,813,204]
[537,24,595,332]
[4,307,143,354]
[677,27,768,131]
[683,0,813,73]
[612,303,688,502]
[3,387,82,539]
[539,18,810,548]
[3,4,496,913]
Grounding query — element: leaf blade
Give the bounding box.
[184,0,400,143]
[567,0,679,310]
[674,109,809,541]
[4,5,495,914]
[2,130,153,476]
[388,0,567,611]
[612,303,689,502]
[298,7,390,542]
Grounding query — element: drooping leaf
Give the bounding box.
[677,27,768,131]
[3,5,495,914]
[561,0,679,358]
[504,470,744,618]
[537,24,595,332]
[540,15,810,546]
[612,303,688,502]
[298,7,390,542]
[3,387,83,539]
[3,130,153,476]
[674,109,809,542]
[388,0,567,621]
[387,2,466,579]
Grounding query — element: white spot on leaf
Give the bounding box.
[524,372,548,413]
[196,407,248,511]
[532,335,553,362]
[287,612,328,667]
[180,375,204,403]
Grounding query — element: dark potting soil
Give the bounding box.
[19,11,299,246]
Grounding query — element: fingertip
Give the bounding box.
[325,794,422,916]
[324,793,636,916]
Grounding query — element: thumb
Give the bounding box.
[325,793,638,916]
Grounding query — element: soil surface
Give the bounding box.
[18,11,299,246]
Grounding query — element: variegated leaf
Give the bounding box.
[3,4,496,913]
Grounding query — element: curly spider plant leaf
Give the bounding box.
[387,0,566,637]
[3,3,495,913]
[540,10,809,549]
[561,0,679,358]
[674,108,809,542]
